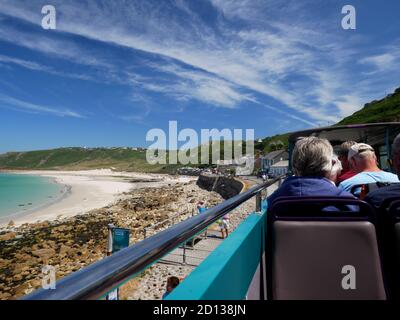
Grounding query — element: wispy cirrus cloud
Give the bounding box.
[0,0,399,127]
[0,24,110,69]
[360,43,400,74]
[131,62,257,108]
[0,0,324,124]
[0,94,85,118]
[0,54,93,81]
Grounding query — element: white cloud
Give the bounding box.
[360,52,399,73]
[0,0,398,125]
[0,54,93,81]
[0,94,85,118]
[0,23,113,70]
[335,95,364,118]
[0,1,323,123]
[137,63,256,108]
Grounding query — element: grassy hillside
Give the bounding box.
[0,142,249,172]
[337,87,400,125]
[254,133,290,154]
[0,147,178,173]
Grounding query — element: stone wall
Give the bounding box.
[196,174,244,199]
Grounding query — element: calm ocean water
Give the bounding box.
[0,173,63,221]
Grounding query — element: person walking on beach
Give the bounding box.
[197,201,208,237]
[197,201,206,214]
[219,214,230,239]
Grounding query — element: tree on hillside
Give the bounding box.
[275,140,284,150]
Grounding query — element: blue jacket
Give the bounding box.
[268,176,355,206]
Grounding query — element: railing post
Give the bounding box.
[256,191,262,213]
[182,242,187,265]
[107,224,115,257]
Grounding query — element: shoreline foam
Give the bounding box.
[0,169,195,228]
[0,173,70,224]
[0,179,71,226]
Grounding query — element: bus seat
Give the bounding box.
[380,199,400,300]
[350,182,400,199]
[267,197,387,300]
[388,199,400,262]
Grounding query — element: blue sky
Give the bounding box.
[0,0,399,153]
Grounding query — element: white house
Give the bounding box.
[269,160,289,176]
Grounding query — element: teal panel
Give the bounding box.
[167,209,267,300]
[112,228,130,253]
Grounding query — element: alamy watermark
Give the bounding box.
[41,5,56,30]
[146,121,255,175]
[341,5,356,30]
[40,4,356,31]
[341,265,356,290]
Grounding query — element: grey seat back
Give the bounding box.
[267,197,387,300]
[272,220,386,300]
[388,200,400,299]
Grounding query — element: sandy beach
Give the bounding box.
[0,171,251,299]
[1,169,195,227]
[0,178,223,299]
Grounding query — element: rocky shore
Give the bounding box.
[126,198,255,300]
[0,180,223,300]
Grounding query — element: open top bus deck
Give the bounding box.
[288,122,400,172]
[24,123,400,300]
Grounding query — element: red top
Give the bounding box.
[337,170,357,184]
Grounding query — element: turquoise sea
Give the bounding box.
[0,173,64,222]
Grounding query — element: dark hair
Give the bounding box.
[167,276,180,289]
[338,141,357,157]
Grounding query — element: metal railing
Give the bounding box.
[143,207,196,239]
[144,208,197,265]
[23,176,285,300]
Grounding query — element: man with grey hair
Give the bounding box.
[365,133,400,207]
[338,142,399,195]
[268,137,354,204]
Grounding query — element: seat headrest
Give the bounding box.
[269,196,375,220]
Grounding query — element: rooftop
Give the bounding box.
[264,150,288,160]
[271,160,289,167]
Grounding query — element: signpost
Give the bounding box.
[112,227,130,252]
[106,224,130,300]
